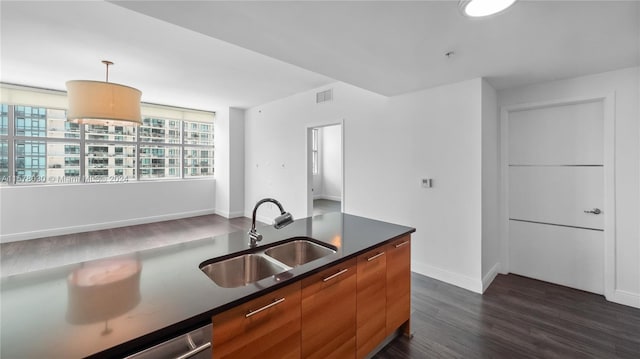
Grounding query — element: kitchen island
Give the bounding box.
[0,212,415,358]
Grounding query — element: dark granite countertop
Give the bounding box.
[0,213,415,358]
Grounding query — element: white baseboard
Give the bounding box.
[314,195,341,202]
[412,260,483,294]
[482,262,501,293]
[610,289,640,309]
[215,210,245,219]
[229,211,246,218]
[0,209,216,243]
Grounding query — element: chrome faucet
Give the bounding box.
[249,198,294,247]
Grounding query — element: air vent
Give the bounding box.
[316,89,333,104]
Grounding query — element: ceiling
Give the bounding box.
[0,1,333,111]
[2,1,639,112]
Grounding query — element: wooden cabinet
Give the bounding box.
[211,234,412,359]
[386,235,411,336]
[212,282,301,359]
[356,247,387,359]
[301,258,357,359]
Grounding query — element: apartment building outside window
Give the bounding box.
[0,105,7,178]
[0,102,215,185]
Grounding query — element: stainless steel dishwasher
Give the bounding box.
[124,323,212,359]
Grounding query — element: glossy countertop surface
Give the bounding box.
[0,212,415,358]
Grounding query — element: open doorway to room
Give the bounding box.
[307,123,343,217]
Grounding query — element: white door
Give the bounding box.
[508,100,605,294]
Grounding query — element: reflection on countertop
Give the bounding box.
[67,255,142,336]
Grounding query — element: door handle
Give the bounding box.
[584,208,601,215]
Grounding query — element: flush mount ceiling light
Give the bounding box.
[66,60,142,126]
[459,0,517,18]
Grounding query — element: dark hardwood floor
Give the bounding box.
[377,273,640,359]
[313,199,341,216]
[1,214,253,276]
[3,214,639,358]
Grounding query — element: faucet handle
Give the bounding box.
[248,229,263,247]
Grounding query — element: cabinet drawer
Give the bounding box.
[301,257,357,294]
[212,282,301,359]
[301,258,357,359]
[386,236,411,336]
[356,248,387,359]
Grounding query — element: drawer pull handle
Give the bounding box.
[394,241,409,248]
[245,297,285,318]
[176,342,212,359]
[322,268,349,282]
[367,252,385,262]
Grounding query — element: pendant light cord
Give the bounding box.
[102,60,114,83]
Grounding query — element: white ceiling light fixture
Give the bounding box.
[66,60,142,126]
[459,0,517,18]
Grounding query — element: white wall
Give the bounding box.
[498,66,640,308]
[214,107,245,218]
[214,107,231,217]
[245,79,488,292]
[481,79,500,290]
[228,108,245,216]
[387,80,484,292]
[319,125,342,201]
[0,179,215,242]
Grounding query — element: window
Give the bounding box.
[137,117,183,180]
[1,104,8,136]
[85,143,136,182]
[140,117,180,144]
[140,145,180,179]
[47,109,79,139]
[184,121,213,145]
[86,124,135,142]
[0,101,214,185]
[312,128,319,175]
[182,120,214,177]
[88,169,108,176]
[15,140,46,182]
[64,145,80,154]
[64,169,80,177]
[15,106,46,137]
[183,147,214,177]
[0,139,8,179]
[64,157,79,167]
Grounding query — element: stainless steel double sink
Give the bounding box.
[200,238,336,288]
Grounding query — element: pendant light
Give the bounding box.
[459,0,517,18]
[66,60,142,126]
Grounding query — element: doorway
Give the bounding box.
[501,95,615,296]
[307,123,343,217]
